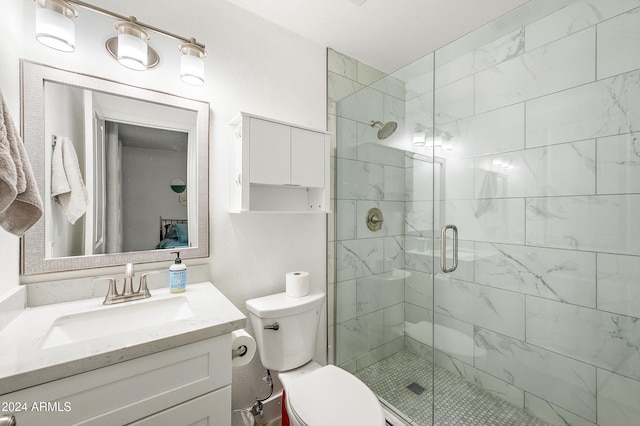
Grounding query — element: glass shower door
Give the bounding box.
[431,1,640,424]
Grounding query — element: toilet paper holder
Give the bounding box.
[232,344,248,359]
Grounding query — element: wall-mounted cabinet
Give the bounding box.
[230,112,330,213]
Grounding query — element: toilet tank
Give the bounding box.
[246,292,324,371]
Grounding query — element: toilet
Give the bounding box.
[246,291,385,426]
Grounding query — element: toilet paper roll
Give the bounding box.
[231,329,256,367]
[286,271,310,298]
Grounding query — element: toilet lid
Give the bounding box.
[287,365,384,425]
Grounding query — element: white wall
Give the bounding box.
[0,0,327,412]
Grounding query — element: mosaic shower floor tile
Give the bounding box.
[354,350,550,426]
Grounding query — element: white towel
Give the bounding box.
[474,171,498,218]
[51,136,88,224]
[0,91,44,236]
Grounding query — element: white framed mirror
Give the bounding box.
[20,61,209,275]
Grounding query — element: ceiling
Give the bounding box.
[224,0,530,73]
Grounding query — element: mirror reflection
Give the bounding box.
[21,61,209,275]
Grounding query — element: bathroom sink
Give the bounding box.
[40,296,194,349]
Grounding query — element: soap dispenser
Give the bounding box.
[169,251,187,293]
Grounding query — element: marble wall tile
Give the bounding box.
[405,157,434,202]
[335,309,384,365]
[336,85,384,124]
[328,48,357,79]
[357,61,386,87]
[406,335,434,360]
[526,195,640,255]
[597,7,640,80]
[597,369,640,425]
[438,103,525,159]
[526,297,640,381]
[356,122,406,168]
[336,158,384,200]
[434,51,474,89]
[356,337,404,371]
[474,140,596,198]
[597,253,640,318]
[336,279,356,323]
[434,313,475,364]
[370,74,405,100]
[328,71,366,115]
[442,157,474,201]
[435,277,525,339]
[336,238,384,282]
[404,237,434,274]
[405,269,432,310]
[438,198,526,245]
[391,54,434,100]
[356,273,405,317]
[383,166,405,201]
[406,71,434,101]
[383,236,404,272]
[525,0,640,52]
[526,70,640,148]
[434,76,474,126]
[474,28,526,74]
[336,200,356,241]
[434,351,525,409]
[434,28,526,89]
[405,201,433,238]
[355,201,403,239]
[383,93,405,131]
[475,28,595,114]
[336,117,357,160]
[597,132,640,195]
[384,303,404,344]
[405,91,434,138]
[525,393,597,426]
[474,242,596,307]
[474,327,597,421]
[405,300,431,325]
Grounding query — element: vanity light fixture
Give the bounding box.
[105,18,159,70]
[179,39,207,86]
[32,0,207,84]
[34,0,78,52]
[412,131,427,146]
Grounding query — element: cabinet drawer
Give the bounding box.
[1,335,231,426]
[127,386,231,426]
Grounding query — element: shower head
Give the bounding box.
[370,120,397,140]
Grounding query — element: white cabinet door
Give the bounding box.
[249,118,290,185]
[290,127,325,188]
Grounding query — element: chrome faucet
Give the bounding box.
[94,263,154,305]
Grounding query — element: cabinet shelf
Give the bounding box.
[230,112,330,213]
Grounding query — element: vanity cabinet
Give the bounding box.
[230,112,330,213]
[1,335,231,425]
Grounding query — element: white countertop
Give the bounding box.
[0,282,246,395]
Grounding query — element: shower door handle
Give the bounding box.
[440,224,458,273]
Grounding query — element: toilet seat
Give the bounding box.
[286,365,385,425]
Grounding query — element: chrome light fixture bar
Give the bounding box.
[32,0,207,85]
